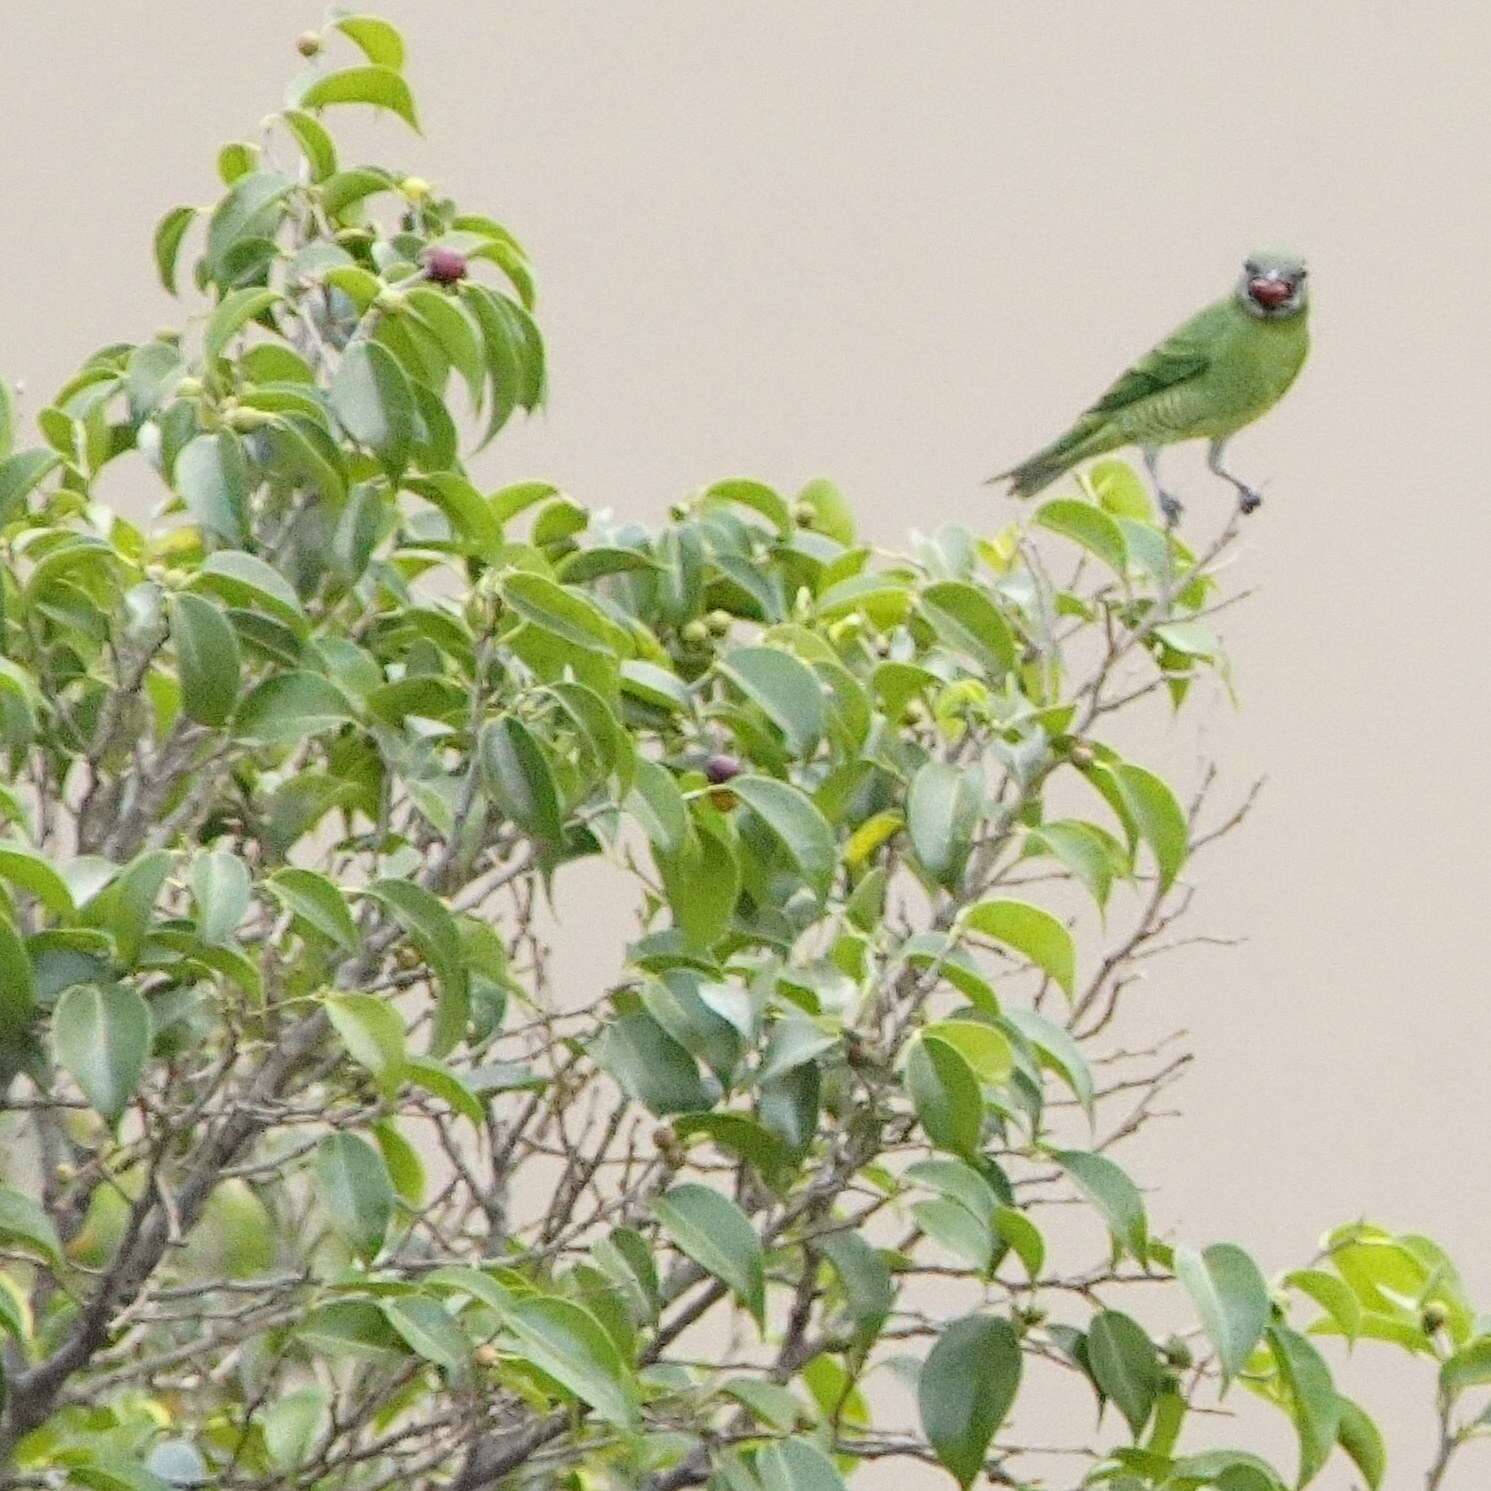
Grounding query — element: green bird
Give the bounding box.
[994,250,1310,524]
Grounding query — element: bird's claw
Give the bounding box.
[1159,492,1184,527]
[1237,486,1263,515]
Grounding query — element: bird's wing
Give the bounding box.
[1082,300,1230,419]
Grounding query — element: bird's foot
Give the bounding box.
[1237,486,1263,516]
[1158,491,1184,527]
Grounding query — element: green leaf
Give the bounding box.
[907,761,982,890]
[1267,1324,1340,1488]
[406,288,486,404]
[720,1378,804,1432]
[501,1294,639,1427]
[502,570,626,655]
[81,850,171,966]
[1053,1148,1147,1261]
[729,776,835,895]
[673,1112,791,1186]
[918,1313,1022,1488]
[326,993,407,1089]
[1088,1311,1164,1439]
[1440,1335,1491,1396]
[332,14,407,69]
[999,1006,1094,1118]
[0,1185,62,1266]
[822,1230,894,1339]
[331,340,416,475]
[653,1183,765,1325]
[204,287,280,363]
[796,476,855,544]
[263,1386,328,1471]
[53,983,152,1122]
[1283,1268,1362,1345]
[205,171,292,286]
[153,205,197,294]
[190,850,250,945]
[906,1033,983,1157]
[1336,1397,1385,1490]
[1085,459,1152,519]
[267,868,358,951]
[361,881,467,1053]
[58,1456,172,1491]
[1025,819,1123,910]
[756,1439,848,1491]
[1176,1243,1271,1387]
[0,842,75,919]
[168,592,242,728]
[480,715,564,844]
[962,898,1075,998]
[717,647,825,757]
[175,432,250,545]
[235,672,355,745]
[405,473,503,559]
[702,477,792,537]
[194,549,308,633]
[593,1012,716,1116]
[280,110,337,181]
[917,581,1017,680]
[0,449,60,523]
[1109,762,1189,892]
[626,759,692,857]
[315,1132,394,1261]
[381,1295,469,1373]
[297,65,420,131]
[406,1057,487,1124]
[1035,497,1129,574]
[923,1019,1014,1086]
[994,1206,1045,1279]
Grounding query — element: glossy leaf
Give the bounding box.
[1176,1242,1271,1387]
[653,1183,765,1325]
[53,983,152,1122]
[297,65,420,131]
[315,1132,394,1261]
[963,898,1075,997]
[919,1313,1022,1488]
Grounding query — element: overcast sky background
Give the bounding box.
[4,4,1491,1483]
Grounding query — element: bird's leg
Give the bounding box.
[1207,439,1263,515]
[1141,445,1183,527]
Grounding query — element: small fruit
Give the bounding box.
[423,246,469,285]
[400,176,432,201]
[176,376,203,399]
[705,609,733,636]
[296,29,322,57]
[1068,742,1096,768]
[703,753,743,786]
[681,619,710,645]
[792,500,815,527]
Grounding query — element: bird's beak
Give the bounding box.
[1248,275,1292,309]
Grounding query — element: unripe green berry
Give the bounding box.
[681,619,710,645]
[296,30,322,57]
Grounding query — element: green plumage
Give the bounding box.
[998,253,1310,503]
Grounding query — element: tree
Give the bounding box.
[0,15,1480,1491]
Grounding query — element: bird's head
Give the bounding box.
[1236,250,1308,319]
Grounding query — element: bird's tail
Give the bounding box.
[988,421,1111,500]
